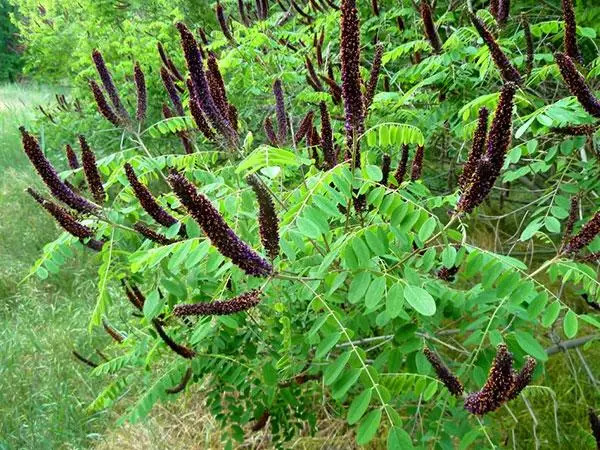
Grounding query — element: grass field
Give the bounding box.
[0,83,112,449]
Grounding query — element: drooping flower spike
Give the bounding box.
[168,170,273,277]
[470,13,522,84]
[497,0,510,25]
[89,79,122,127]
[65,144,80,170]
[319,102,337,169]
[381,153,391,186]
[459,107,489,191]
[133,62,147,122]
[21,128,97,213]
[161,67,185,116]
[420,1,442,53]
[295,111,314,145]
[102,319,125,343]
[505,356,537,401]
[124,163,181,230]
[177,22,237,147]
[464,344,515,415]
[340,0,365,165]
[273,79,287,144]
[423,347,464,396]
[364,43,384,110]
[522,14,534,77]
[264,117,279,147]
[134,222,179,245]
[247,174,280,259]
[562,210,600,255]
[216,2,235,43]
[457,82,517,213]
[555,52,600,119]
[551,124,598,136]
[78,135,105,204]
[26,188,104,251]
[206,53,230,119]
[186,79,216,141]
[394,144,409,185]
[174,289,262,316]
[562,0,582,63]
[91,49,130,122]
[153,319,196,359]
[411,145,425,181]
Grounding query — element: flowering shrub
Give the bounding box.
[11,0,600,447]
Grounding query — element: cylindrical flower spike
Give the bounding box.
[65,144,80,170]
[319,101,337,169]
[228,104,238,132]
[124,163,180,229]
[457,82,517,213]
[423,347,464,396]
[134,222,179,245]
[238,0,251,26]
[464,344,514,415]
[394,144,409,185]
[381,153,391,186]
[247,175,280,259]
[552,124,598,136]
[168,171,273,277]
[21,128,97,213]
[365,43,384,110]
[102,319,125,343]
[411,145,425,181]
[305,56,323,91]
[216,2,235,43]
[186,79,216,141]
[497,0,510,25]
[134,62,147,122]
[561,195,579,250]
[121,280,144,310]
[459,107,489,190]
[78,135,105,204]
[340,0,365,166]
[490,0,499,20]
[506,356,536,401]
[174,289,262,316]
[177,22,237,147]
[264,117,279,147]
[89,80,122,127]
[371,0,379,15]
[562,0,582,63]
[153,319,196,359]
[161,67,184,116]
[420,1,441,53]
[26,188,104,251]
[562,211,600,255]
[470,13,522,84]
[555,53,600,119]
[273,79,287,144]
[91,49,130,122]
[522,14,534,76]
[206,53,230,118]
[295,111,314,145]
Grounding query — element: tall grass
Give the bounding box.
[0,83,111,449]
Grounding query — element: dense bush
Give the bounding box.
[0,0,22,81]
[9,0,600,447]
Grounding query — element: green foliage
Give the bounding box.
[7,0,600,448]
